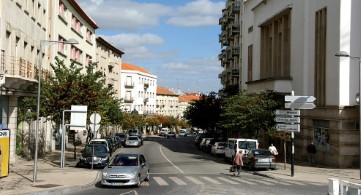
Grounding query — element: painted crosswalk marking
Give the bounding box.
[248,178,274,185]
[169,177,187,185]
[217,177,239,184]
[140,181,149,186]
[200,176,222,184]
[153,177,169,186]
[185,176,204,185]
[263,179,289,186]
[230,177,256,185]
[281,180,306,185]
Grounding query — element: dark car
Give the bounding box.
[115,133,127,146]
[114,136,122,148]
[166,131,176,139]
[243,148,277,170]
[77,144,110,168]
[104,137,116,153]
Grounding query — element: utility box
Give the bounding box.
[0,129,10,177]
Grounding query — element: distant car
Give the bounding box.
[115,133,127,146]
[77,144,110,168]
[125,136,142,147]
[101,153,149,187]
[179,129,187,137]
[159,128,170,137]
[211,142,226,156]
[89,139,110,154]
[243,148,277,170]
[166,131,176,138]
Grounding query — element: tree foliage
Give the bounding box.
[221,90,283,138]
[183,92,221,133]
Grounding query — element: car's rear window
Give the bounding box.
[238,141,257,149]
[128,137,138,140]
[253,150,272,156]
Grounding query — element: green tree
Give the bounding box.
[183,92,221,134]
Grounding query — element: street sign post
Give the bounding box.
[274,116,300,123]
[275,123,300,132]
[274,109,300,116]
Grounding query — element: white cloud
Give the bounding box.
[161,56,222,75]
[77,0,172,31]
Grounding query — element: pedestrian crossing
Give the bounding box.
[140,174,326,187]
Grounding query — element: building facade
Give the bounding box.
[156,86,179,117]
[219,0,361,167]
[178,93,201,118]
[120,63,157,115]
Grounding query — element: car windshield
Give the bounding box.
[90,141,106,145]
[109,155,138,166]
[128,137,138,140]
[253,150,272,156]
[117,134,125,138]
[238,141,257,149]
[84,145,107,153]
[218,143,225,146]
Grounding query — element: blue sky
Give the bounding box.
[77,0,225,94]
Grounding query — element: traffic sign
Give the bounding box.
[274,116,300,123]
[275,124,300,132]
[285,102,316,109]
[274,109,300,116]
[90,113,101,124]
[285,96,316,103]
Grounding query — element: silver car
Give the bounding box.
[101,153,149,187]
[125,136,142,147]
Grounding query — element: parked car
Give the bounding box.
[224,138,259,162]
[114,136,122,148]
[199,138,212,151]
[243,148,277,170]
[204,138,214,153]
[159,128,170,137]
[166,131,176,139]
[101,153,149,187]
[89,138,110,154]
[125,136,142,147]
[178,129,187,137]
[115,133,127,146]
[104,137,116,153]
[77,144,110,168]
[211,142,226,156]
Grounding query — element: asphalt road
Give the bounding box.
[69,136,327,195]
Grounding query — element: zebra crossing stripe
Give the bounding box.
[200,176,222,184]
[247,178,273,185]
[169,177,187,185]
[230,177,256,185]
[153,177,169,186]
[185,176,204,185]
[280,180,306,185]
[263,179,290,186]
[217,177,239,184]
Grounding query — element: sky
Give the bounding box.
[77,0,225,94]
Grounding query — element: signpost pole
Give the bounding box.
[291,91,295,177]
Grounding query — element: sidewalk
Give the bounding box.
[0,150,100,195]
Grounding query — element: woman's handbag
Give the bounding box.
[229,165,236,172]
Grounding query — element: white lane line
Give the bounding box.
[230,177,256,185]
[140,181,149,186]
[169,177,188,185]
[159,146,184,173]
[200,176,222,184]
[263,179,289,186]
[281,180,306,185]
[217,177,239,184]
[153,177,169,186]
[247,178,274,185]
[185,176,204,185]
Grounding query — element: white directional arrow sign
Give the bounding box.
[275,124,300,132]
[285,96,316,103]
[274,116,300,123]
[285,102,316,109]
[274,109,300,116]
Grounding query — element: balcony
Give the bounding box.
[124,97,134,103]
[108,61,117,68]
[144,98,149,103]
[124,82,134,88]
[144,83,149,90]
[232,68,239,77]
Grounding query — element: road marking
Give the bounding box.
[230,177,256,185]
[169,177,187,185]
[247,178,273,185]
[200,176,221,184]
[153,177,169,186]
[185,176,204,185]
[281,179,306,185]
[120,190,138,195]
[217,177,239,184]
[159,146,184,173]
[140,181,149,187]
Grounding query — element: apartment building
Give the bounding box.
[218,0,242,96]
[96,37,124,99]
[120,63,157,115]
[178,93,201,118]
[156,86,179,117]
[219,0,361,167]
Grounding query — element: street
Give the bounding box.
[69,136,327,195]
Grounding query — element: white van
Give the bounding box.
[224,138,258,161]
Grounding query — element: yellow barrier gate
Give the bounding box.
[0,129,10,177]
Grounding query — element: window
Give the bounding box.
[58,36,65,54]
[247,44,253,81]
[86,29,93,42]
[59,1,67,20]
[314,7,327,106]
[71,46,82,63]
[85,54,92,65]
[72,15,83,35]
[260,8,291,79]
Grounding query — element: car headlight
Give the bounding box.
[128,171,137,177]
[102,172,108,177]
[101,157,109,161]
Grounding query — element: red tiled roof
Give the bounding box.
[122,62,153,75]
[157,86,178,96]
[178,93,200,102]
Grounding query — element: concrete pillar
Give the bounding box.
[8,96,18,164]
[328,178,339,195]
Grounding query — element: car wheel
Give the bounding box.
[144,170,150,182]
[248,163,253,171]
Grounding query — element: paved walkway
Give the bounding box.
[1,149,360,194]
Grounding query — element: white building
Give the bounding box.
[120,62,157,115]
[178,93,201,118]
[156,86,179,117]
[219,0,361,167]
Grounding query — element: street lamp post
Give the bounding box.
[33,38,78,183]
[335,51,361,179]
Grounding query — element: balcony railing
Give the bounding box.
[124,97,134,103]
[124,82,134,88]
